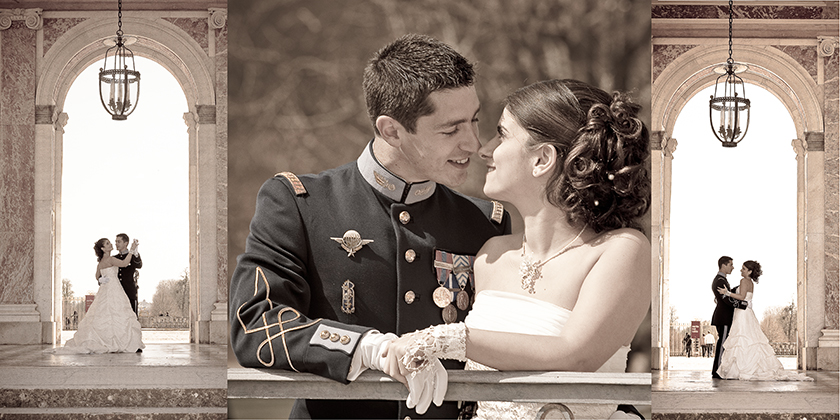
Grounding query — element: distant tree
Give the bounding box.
[149,269,189,318]
[669,305,679,325]
[780,299,796,342]
[62,278,74,300]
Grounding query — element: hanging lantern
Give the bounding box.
[709,0,750,147]
[99,0,140,120]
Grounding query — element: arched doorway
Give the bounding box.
[651,32,838,370]
[20,11,227,345]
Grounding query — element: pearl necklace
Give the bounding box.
[519,226,587,294]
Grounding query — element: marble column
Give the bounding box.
[651,131,677,370]
[802,132,826,370]
[0,9,42,344]
[209,7,228,345]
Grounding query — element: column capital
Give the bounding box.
[183,111,198,131]
[0,8,42,31]
[196,105,216,124]
[791,138,806,159]
[209,8,227,30]
[805,131,825,152]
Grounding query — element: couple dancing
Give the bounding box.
[230,34,650,419]
[51,234,145,354]
[711,256,810,381]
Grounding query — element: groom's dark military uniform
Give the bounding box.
[711,273,745,378]
[115,251,142,316]
[230,142,509,419]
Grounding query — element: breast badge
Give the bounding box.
[433,250,477,323]
[330,230,374,257]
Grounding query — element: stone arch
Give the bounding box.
[33,15,225,344]
[650,42,830,370]
[652,44,821,141]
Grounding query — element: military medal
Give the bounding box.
[433,286,451,308]
[442,304,457,324]
[330,230,374,257]
[520,226,586,294]
[456,289,470,311]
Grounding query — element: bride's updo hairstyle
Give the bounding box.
[94,238,108,262]
[744,260,763,283]
[505,79,650,233]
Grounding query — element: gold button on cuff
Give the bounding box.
[340,335,351,345]
[405,249,416,263]
[320,330,330,340]
[330,333,340,342]
[404,290,416,304]
[399,211,411,224]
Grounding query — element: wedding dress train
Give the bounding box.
[50,266,144,354]
[717,291,810,381]
[464,290,633,419]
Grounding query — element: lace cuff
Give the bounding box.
[400,322,466,375]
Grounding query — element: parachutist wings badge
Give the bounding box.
[330,230,374,257]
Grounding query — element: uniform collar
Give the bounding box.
[357,140,436,204]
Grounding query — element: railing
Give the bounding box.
[228,368,651,418]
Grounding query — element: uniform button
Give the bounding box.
[330,333,340,342]
[404,417,411,420]
[404,291,415,304]
[399,211,411,224]
[320,330,330,340]
[405,249,416,263]
[340,335,351,345]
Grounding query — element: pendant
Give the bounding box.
[442,304,457,324]
[519,257,542,294]
[433,286,451,308]
[456,289,470,311]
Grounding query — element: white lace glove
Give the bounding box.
[405,357,447,415]
[400,322,467,374]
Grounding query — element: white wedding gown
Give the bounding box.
[464,290,633,420]
[717,291,811,381]
[50,266,144,354]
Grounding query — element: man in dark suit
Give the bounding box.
[230,34,510,419]
[114,233,142,318]
[711,255,746,378]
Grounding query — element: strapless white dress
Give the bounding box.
[464,290,632,419]
[717,292,811,381]
[50,266,144,354]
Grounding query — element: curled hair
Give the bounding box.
[363,33,474,135]
[743,260,762,282]
[505,79,651,233]
[94,238,108,262]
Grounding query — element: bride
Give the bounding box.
[716,260,811,381]
[51,238,145,354]
[384,79,651,419]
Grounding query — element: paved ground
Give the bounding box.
[60,329,190,344]
[668,355,797,371]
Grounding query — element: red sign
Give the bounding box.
[85,295,95,313]
[690,320,701,338]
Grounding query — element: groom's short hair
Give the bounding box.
[117,233,129,243]
[718,256,732,269]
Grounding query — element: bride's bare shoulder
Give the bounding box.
[591,227,649,251]
[477,233,520,258]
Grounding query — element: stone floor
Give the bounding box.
[653,357,839,419]
[0,331,227,418]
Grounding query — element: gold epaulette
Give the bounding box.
[491,200,504,224]
[275,171,307,196]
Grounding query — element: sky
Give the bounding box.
[668,83,798,324]
[61,56,189,303]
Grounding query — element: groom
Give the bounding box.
[114,233,142,318]
[710,255,747,378]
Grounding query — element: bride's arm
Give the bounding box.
[465,230,650,371]
[720,278,750,301]
[108,255,134,268]
[385,229,650,372]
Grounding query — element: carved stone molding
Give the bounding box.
[818,37,839,58]
[0,8,43,31]
[183,111,198,131]
[55,113,69,134]
[792,138,806,160]
[208,8,227,30]
[805,132,825,152]
[196,105,216,124]
[34,105,55,124]
[650,131,664,151]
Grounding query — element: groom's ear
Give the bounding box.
[376,116,404,148]
[532,144,558,178]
